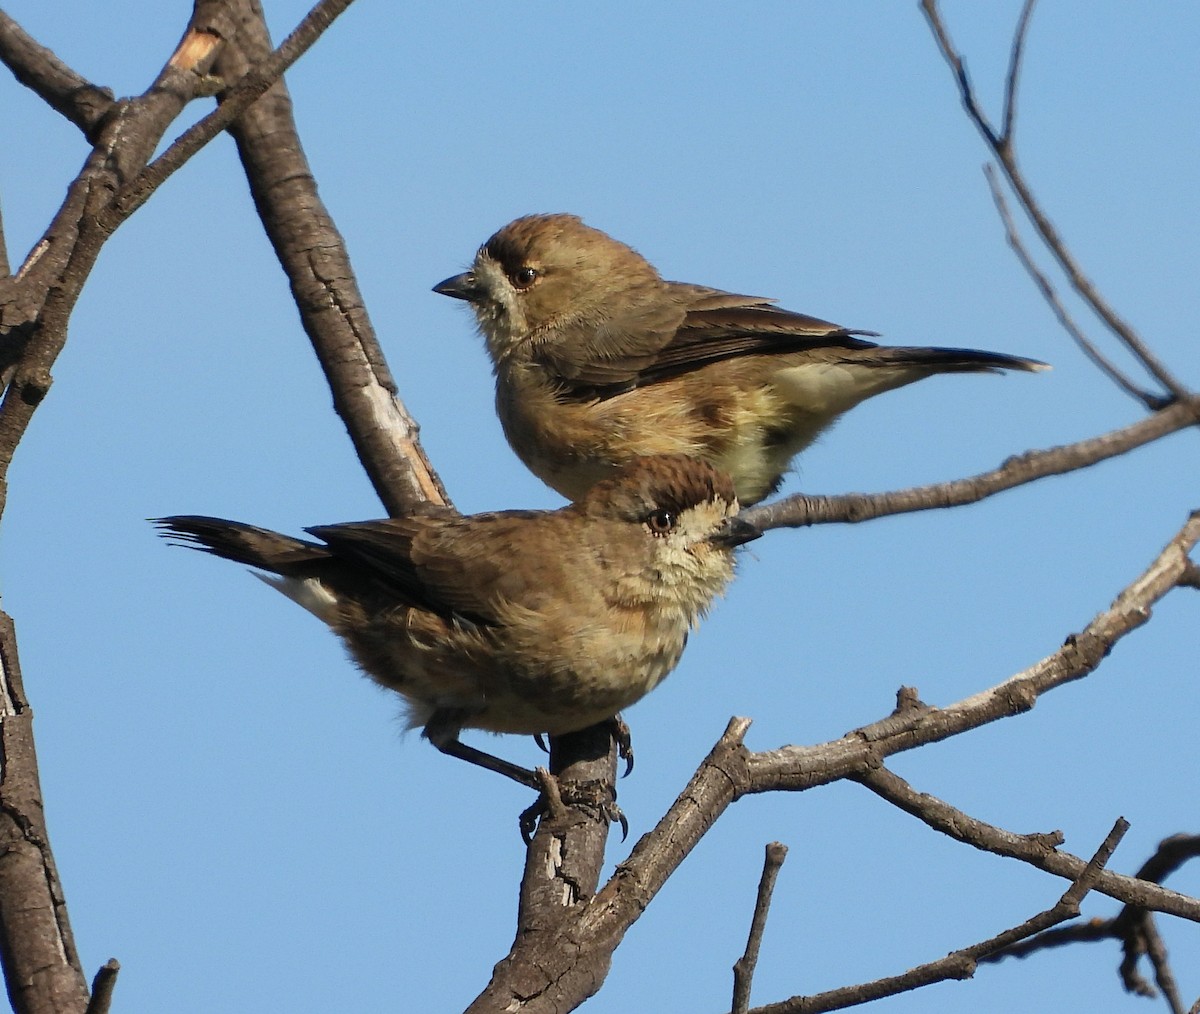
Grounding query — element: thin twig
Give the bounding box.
[921,0,1190,401]
[743,821,1126,1013]
[1000,0,1038,145]
[981,835,1200,1003]
[747,513,1200,921]
[984,164,1162,408]
[732,842,789,1014]
[1121,911,1184,1012]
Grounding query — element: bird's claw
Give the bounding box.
[609,715,635,777]
[517,773,628,844]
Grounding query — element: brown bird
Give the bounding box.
[155,455,758,791]
[435,213,1049,505]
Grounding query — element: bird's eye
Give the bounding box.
[512,266,538,289]
[646,509,677,536]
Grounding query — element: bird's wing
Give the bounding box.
[307,512,543,627]
[545,283,880,399]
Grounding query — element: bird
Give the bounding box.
[434,213,1049,506]
[154,455,759,794]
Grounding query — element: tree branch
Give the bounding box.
[743,819,1127,1013]
[0,611,90,1013]
[984,836,1200,1014]
[467,718,753,1012]
[732,842,789,1014]
[920,0,1190,401]
[212,0,447,515]
[983,163,1163,408]
[0,11,115,136]
[83,959,120,1014]
[101,0,361,229]
[744,400,1200,532]
[857,766,1200,923]
[747,512,1200,802]
[0,4,356,1010]
[463,508,1198,1010]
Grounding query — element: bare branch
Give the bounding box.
[102,0,360,227]
[0,197,9,279]
[984,164,1162,408]
[919,0,999,146]
[743,821,1126,1013]
[1113,836,1200,1011]
[732,842,789,1014]
[1118,910,1184,1011]
[467,718,753,1013]
[921,0,1190,401]
[857,765,1200,922]
[1000,0,1038,144]
[743,513,1200,918]
[987,837,1200,1014]
[0,11,116,135]
[84,959,120,1014]
[211,0,447,515]
[467,508,1198,1010]
[745,400,1200,532]
[0,5,358,1010]
[0,610,91,1011]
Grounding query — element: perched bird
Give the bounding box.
[435,213,1049,505]
[155,455,759,791]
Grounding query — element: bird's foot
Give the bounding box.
[518,769,628,844]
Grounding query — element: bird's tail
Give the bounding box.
[153,516,330,576]
[864,346,1050,374]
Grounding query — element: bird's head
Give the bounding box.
[434,213,665,368]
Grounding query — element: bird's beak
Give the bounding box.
[433,272,481,302]
[709,515,761,549]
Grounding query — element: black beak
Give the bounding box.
[709,515,761,549]
[433,272,480,302]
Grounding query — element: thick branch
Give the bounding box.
[0,611,90,1013]
[0,5,242,514]
[0,5,355,1011]
[213,0,447,514]
[745,399,1200,532]
[467,718,753,1013]
[101,0,360,229]
[0,11,115,136]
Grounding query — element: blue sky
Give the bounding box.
[2,2,1197,1012]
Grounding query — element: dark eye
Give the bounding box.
[512,266,538,289]
[646,509,677,536]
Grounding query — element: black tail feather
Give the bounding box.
[153,516,329,575]
[868,346,1050,374]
